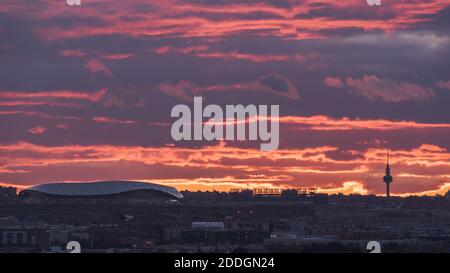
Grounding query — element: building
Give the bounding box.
[192,222,225,230]
[0,228,49,249]
[18,181,183,204]
[163,217,270,245]
[0,221,49,250]
[0,186,17,201]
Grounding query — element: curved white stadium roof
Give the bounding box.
[25,181,183,199]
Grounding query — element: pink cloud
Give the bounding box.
[157,80,195,101]
[100,53,134,60]
[194,51,290,63]
[153,45,303,63]
[153,45,209,55]
[345,75,435,102]
[85,59,112,76]
[436,80,450,90]
[56,124,69,130]
[28,126,47,135]
[60,49,89,57]
[324,77,344,88]
[60,49,133,61]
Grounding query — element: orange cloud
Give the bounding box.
[317,181,369,195]
[396,183,450,197]
[279,115,450,131]
[0,88,108,103]
[0,141,448,196]
[92,116,138,125]
[203,115,450,131]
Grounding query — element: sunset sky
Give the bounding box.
[0,0,449,195]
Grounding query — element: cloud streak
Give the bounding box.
[157,73,299,101]
[0,88,108,103]
[326,75,436,102]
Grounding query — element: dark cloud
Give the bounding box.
[414,5,450,33]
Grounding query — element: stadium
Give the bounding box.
[18,181,183,204]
